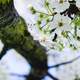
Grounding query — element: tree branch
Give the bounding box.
[48,55,80,68]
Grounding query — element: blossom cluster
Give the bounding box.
[28,0,80,51]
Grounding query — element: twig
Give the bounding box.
[48,55,80,68]
[36,11,53,16]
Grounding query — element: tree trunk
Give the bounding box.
[0,0,48,80]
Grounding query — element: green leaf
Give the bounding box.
[37,20,41,25]
[29,6,36,14]
[44,1,49,7]
[72,16,80,27]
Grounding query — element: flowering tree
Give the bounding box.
[28,0,80,51]
[0,0,80,80]
[27,0,80,80]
